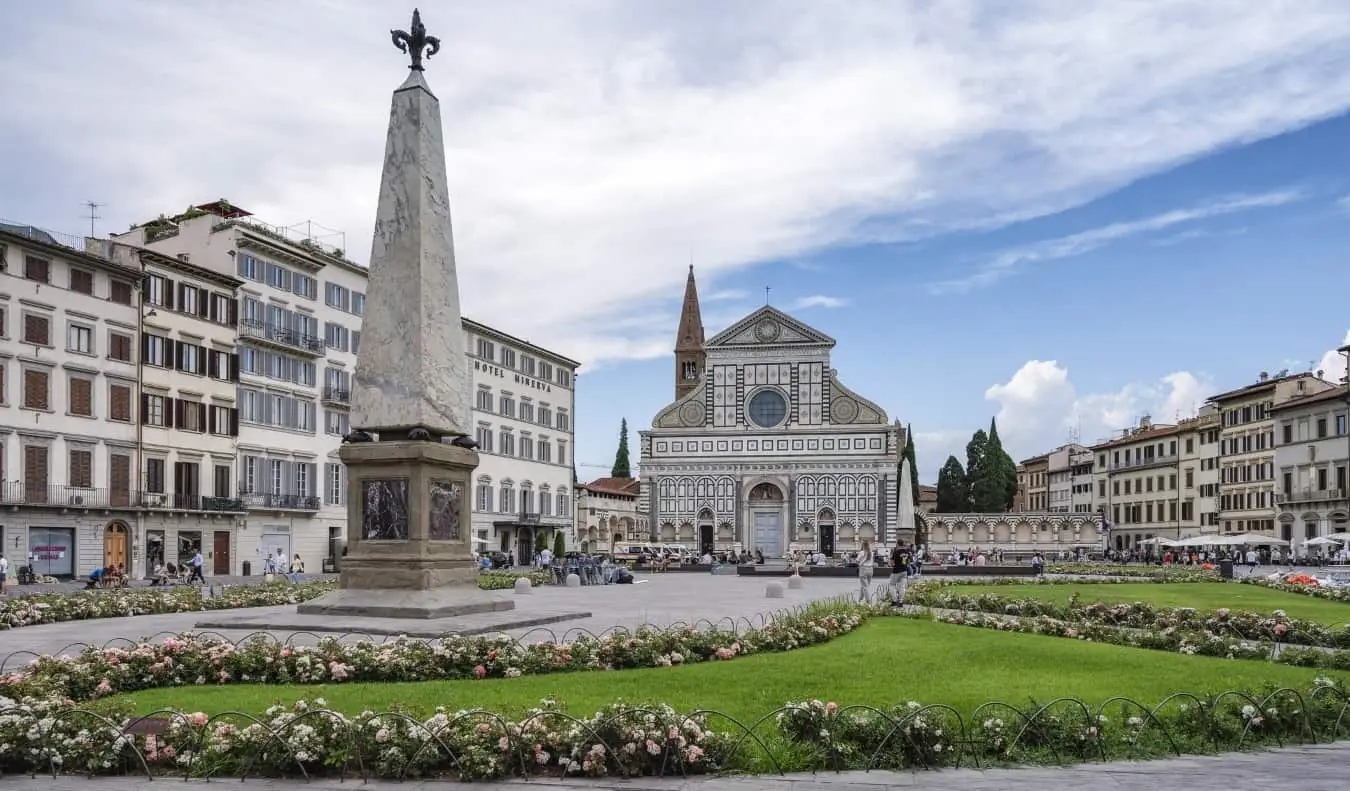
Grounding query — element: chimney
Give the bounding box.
[1259,371,1269,382]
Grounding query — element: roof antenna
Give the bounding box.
[765,286,771,306]
[84,200,103,237]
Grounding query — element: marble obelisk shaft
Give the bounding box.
[897,458,917,538]
[351,70,472,437]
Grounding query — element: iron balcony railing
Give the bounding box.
[239,492,322,511]
[1277,488,1348,505]
[322,386,352,404]
[0,483,111,508]
[134,491,246,512]
[238,318,325,355]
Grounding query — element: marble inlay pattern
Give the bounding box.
[428,479,462,541]
[362,478,411,540]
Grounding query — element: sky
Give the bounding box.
[2,1,1350,482]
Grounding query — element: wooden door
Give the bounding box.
[213,531,231,576]
[103,524,128,569]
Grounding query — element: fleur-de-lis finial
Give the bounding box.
[391,8,440,72]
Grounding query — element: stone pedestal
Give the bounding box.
[297,440,515,619]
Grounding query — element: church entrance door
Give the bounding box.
[818,523,835,556]
[752,512,782,557]
[698,523,714,557]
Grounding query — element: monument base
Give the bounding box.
[297,587,514,620]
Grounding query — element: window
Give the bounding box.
[557,369,571,387]
[266,262,291,291]
[68,377,93,416]
[22,369,49,410]
[69,268,94,295]
[520,401,534,422]
[208,350,235,381]
[179,399,206,432]
[67,323,93,354]
[237,254,262,280]
[520,435,534,460]
[476,484,492,511]
[144,394,167,426]
[294,273,317,300]
[211,293,233,325]
[325,282,351,311]
[24,256,49,283]
[146,274,170,307]
[68,448,93,488]
[499,483,515,513]
[1282,423,1293,444]
[145,334,170,367]
[521,355,536,376]
[108,331,133,362]
[556,410,570,431]
[499,394,515,417]
[538,406,552,426]
[109,383,132,422]
[178,343,201,375]
[476,425,494,452]
[352,292,365,315]
[327,463,345,506]
[538,361,553,381]
[145,458,166,493]
[1317,418,1328,439]
[501,348,516,368]
[475,387,493,410]
[557,440,567,466]
[499,429,515,456]
[476,338,494,361]
[682,361,698,380]
[351,330,361,354]
[23,314,50,345]
[325,322,349,351]
[748,389,787,428]
[538,438,552,463]
[325,409,349,436]
[110,280,133,305]
[214,465,231,498]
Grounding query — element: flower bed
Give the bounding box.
[1242,578,1350,603]
[908,588,1350,649]
[1,603,869,701]
[1044,563,1219,581]
[2,681,1347,779]
[0,573,557,631]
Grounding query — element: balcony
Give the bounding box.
[322,386,352,406]
[0,483,113,508]
[238,318,325,356]
[1277,488,1348,505]
[1110,453,1179,472]
[135,492,247,513]
[240,492,322,511]
[518,510,541,524]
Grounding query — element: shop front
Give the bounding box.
[28,527,76,579]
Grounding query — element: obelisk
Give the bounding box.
[897,458,917,544]
[299,9,513,619]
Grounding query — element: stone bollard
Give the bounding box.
[514,577,532,595]
[765,581,785,599]
[787,574,803,589]
[566,573,582,588]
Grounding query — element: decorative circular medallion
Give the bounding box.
[679,400,706,426]
[831,396,859,423]
[747,389,788,428]
[754,318,781,343]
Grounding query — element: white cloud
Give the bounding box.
[927,189,1303,294]
[791,295,849,309]
[1314,330,1350,384]
[5,2,1350,365]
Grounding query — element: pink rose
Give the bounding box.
[474,664,487,679]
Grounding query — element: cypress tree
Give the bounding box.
[611,418,631,478]
[903,424,920,506]
[987,417,1019,511]
[935,455,970,512]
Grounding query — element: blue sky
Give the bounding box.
[3,1,1350,482]
[572,115,1350,481]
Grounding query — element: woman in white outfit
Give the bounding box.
[856,540,874,603]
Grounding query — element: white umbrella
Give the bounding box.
[1304,536,1341,547]
[1329,534,1350,543]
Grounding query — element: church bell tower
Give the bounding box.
[674,265,706,401]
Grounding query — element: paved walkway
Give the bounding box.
[1,574,865,664]
[3,742,1346,788]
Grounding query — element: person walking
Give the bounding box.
[0,552,8,595]
[856,540,874,603]
[188,547,205,583]
[289,553,304,584]
[889,543,912,608]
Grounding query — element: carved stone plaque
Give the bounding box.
[362,478,410,540]
[428,479,462,541]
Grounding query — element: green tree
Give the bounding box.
[903,424,920,507]
[935,455,969,512]
[987,417,1019,510]
[611,418,631,478]
[552,531,566,559]
[965,429,996,511]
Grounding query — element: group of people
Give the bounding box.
[851,541,920,606]
[263,550,305,583]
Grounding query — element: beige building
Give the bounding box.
[1207,372,1336,537]
[1019,454,1049,511]
[1179,408,1221,536]
[575,476,647,552]
[1272,384,1349,550]
[1046,443,1092,513]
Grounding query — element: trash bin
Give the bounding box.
[242,560,252,577]
[1219,558,1234,579]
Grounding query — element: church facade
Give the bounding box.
[640,268,906,558]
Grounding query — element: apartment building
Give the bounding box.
[466,319,579,562]
[115,201,366,571]
[1019,454,1049,511]
[1207,372,1336,538]
[1045,443,1091,513]
[1272,384,1349,549]
[575,476,646,552]
[1069,447,1096,513]
[0,225,143,579]
[1178,408,1221,536]
[118,244,246,574]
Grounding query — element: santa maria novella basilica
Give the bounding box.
[640,268,908,558]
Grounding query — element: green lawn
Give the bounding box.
[122,618,1346,721]
[943,582,1350,625]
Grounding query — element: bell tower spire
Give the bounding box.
[674,264,706,400]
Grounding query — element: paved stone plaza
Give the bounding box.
[1,573,863,663]
[2,742,1345,789]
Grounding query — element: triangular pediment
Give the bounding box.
[706,306,836,349]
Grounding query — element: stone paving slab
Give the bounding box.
[194,606,595,638]
[1,575,863,662]
[4,742,1348,789]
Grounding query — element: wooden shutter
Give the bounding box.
[110,454,130,507]
[163,397,176,428]
[207,351,219,379]
[173,399,185,428]
[229,408,239,437]
[207,406,217,435]
[141,333,151,363]
[163,278,176,310]
[69,449,93,488]
[196,288,209,318]
[23,370,49,410]
[229,353,240,382]
[229,298,239,326]
[24,445,49,503]
[198,345,208,375]
[140,393,150,425]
